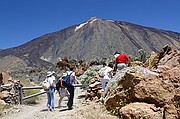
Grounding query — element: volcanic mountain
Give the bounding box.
[0,17,179,71]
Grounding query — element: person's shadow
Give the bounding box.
[40,106,70,112]
[59,108,71,111]
[58,106,73,111]
[40,108,49,112]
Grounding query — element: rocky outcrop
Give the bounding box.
[104,45,180,118]
[85,77,102,100]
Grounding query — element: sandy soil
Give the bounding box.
[0,87,118,119]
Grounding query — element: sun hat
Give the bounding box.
[62,73,67,77]
[52,71,55,74]
[47,71,53,77]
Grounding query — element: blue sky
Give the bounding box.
[0,0,180,49]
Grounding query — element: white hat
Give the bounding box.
[114,54,120,58]
[62,73,67,77]
[47,71,53,76]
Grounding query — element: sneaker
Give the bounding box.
[48,107,50,111]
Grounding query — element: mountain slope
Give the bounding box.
[0,17,179,71]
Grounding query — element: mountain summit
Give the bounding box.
[0,17,180,71]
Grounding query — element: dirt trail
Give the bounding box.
[0,87,118,119]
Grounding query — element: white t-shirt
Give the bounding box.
[103,66,113,79]
[47,75,56,86]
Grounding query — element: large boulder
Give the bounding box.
[104,45,180,118]
[104,67,158,110]
[119,102,163,119]
[133,74,175,107]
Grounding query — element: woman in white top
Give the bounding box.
[101,63,113,92]
[46,71,56,111]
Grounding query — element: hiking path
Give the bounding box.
[0,87,118,119]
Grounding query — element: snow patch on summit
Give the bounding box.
[75,18,98,31]
[75,22,88,31]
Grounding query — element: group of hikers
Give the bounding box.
[44,66,79,111]
[98,51,131,100]
[44,51,130,111]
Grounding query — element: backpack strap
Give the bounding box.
[69,72,74,83]
[60,79,66,88]
[61,72,74,87]
[68,72,73,76]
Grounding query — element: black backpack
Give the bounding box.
[62,72,73,87]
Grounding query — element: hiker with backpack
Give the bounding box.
[56,73,70,108]
[45,71,56,111]
[62,66,78,110]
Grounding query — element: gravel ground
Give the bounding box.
[0,87,118,119]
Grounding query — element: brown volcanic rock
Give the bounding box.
[119,102,163,119]
[0,72,12,91]
[104,67,146,110]
[164,104,179,119]
[0,91,9,100]
[157,45,180,68]
[133,75,175,107]
[104,46,180,118]
[105,67,180,118]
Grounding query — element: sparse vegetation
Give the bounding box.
[133,49,149,63]
[0,104,4,111]
[0,104,12,113]
[23,90,40,104]
[17,78,41,104]
[110,99,127,116]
